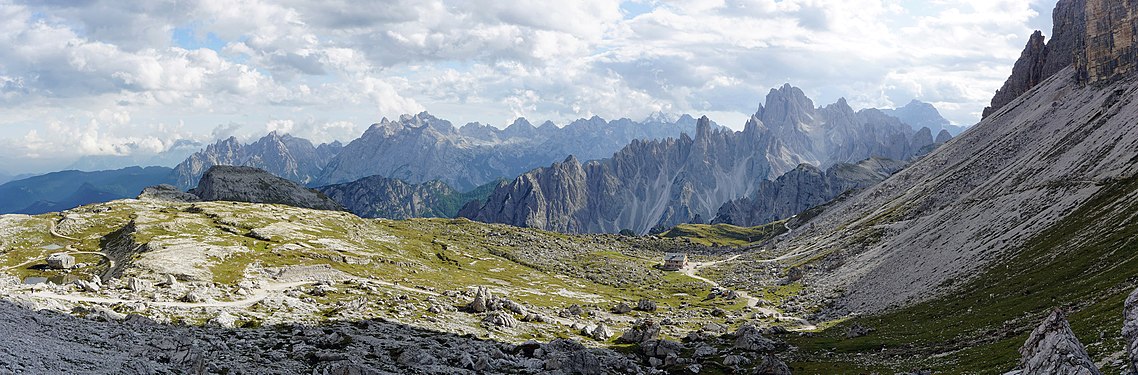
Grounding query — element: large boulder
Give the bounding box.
[618,319,661,344]
[466,286,493,313]
[46,253,75,269]
[1019,309,1101,375]
[734,324,777,352]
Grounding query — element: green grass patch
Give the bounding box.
[789,174,1138,374]
[662,221,787,247]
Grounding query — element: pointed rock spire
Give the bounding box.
[695,115,712,140]
[1019,309,1101,375]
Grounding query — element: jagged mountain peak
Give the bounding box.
[760,83,816,128]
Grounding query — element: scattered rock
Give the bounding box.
[636,299,657,312]
[73,279,100,292]
[734,324,777,352]
[584,323,613,341]
[612,302,632,314]
[754,354,793,375]
[482,311,518,328]
[181,290,210,303]
[1019,309,1101,375]
[208,312,239,329]
[126,277,153,292]
[845,323,874,338]
[466,286,492,313]
[560,304,585,318]
[618,319,661,344]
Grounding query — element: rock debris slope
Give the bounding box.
[462,85,936,234]
[190,165,343,211]
[788,0,1138,315]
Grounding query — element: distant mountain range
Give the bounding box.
[0,166,176,214]
[881,100,968,136]
[459,85,951,234]
[173,132,342,190]
[2,93,956,225]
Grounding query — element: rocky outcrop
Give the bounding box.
[713,157,907,227]
[984,0,1087,118]
[1082,0,1138,83]
[316,175,491,219]
[137,184,200,203]
[461,85,933,234]
[984,31,1050,118]
[1019,309,1101,375]
[190,166,343,211]
[173,132,340,190]
[1123,287,1138,373]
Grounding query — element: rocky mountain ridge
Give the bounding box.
[712,157,909,228]
[314,113,707,191]
[316,175,499,220]
[460,85,945,234]
[173,132,341,190]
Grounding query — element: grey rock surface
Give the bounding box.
[984,0,1086,118]
[713,157,908,227]
[137,184,201,203]
[190,166,343,211]
[0,300,667,375]
[1019,309,1101,375]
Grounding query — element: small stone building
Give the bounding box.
[662,253,688,271]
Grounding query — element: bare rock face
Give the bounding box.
[713,157,908,227]
[189,166,343,211]
[1019,309,1101,375]
[1123,287,1138,373]
[1082,0,1138,83]
[984,0,1087,118]
[984,31,1049,119]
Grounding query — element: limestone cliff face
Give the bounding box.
[1082,0,1138,83]
[984,0,1087,118]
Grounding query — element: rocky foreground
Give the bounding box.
[0,290,791,374]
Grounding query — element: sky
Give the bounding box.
[0,0,1054,174]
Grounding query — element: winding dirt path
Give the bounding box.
[681,254,817,331]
